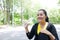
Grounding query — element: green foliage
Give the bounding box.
[0,0,60,25]
[58,0,60,4]
[49,8,60,24]
[32,18,37,23]
[14,12,21,25]
[23,9,29,20]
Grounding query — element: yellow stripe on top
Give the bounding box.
[37,23,41,35]
[37,22,48,35]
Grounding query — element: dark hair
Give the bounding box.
[38,9,49,22]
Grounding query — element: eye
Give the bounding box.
[40,14,43,16]
[37,14,39,16]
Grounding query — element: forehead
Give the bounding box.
[38,11,44,14]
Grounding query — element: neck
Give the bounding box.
[39,20,46,27]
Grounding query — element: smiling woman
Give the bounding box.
[24,9,59,40]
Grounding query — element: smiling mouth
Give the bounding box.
[38,17,43,20]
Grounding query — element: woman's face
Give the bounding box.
[37,10,46,23]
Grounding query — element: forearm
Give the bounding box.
[25,24,29,33]
[25,26,35,39]
[25,28,29,33]
[48,33,55,40]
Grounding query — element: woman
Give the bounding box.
[25,9,59,40]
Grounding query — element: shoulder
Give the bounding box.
[47,22,56,30]
[33,23,38,26]
[48,22,55,27]
[32,23,38,29]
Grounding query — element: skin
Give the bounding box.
[25,10,55,40]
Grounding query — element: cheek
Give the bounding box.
[37,16,46,21]
[37,16,43,21]
[37,16,44,19]
[44,16,46,19]
[42,16,46,20]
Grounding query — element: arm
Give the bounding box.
[40,23,59,40]
[49,24,59,40]
[48,31,55,40]
[25,24,36,39]
[40,29,55,40]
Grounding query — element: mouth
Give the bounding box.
[38,17,43,20]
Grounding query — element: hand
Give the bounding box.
[40,29,51,35]
[40,29,55,40]
[24,20,30,33]
[25,23,29,30]
[41,29,55,40]
[24,21,29,28]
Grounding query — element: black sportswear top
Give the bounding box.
[26,23,59,40]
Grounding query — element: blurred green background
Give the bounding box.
[0,0,60,26]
